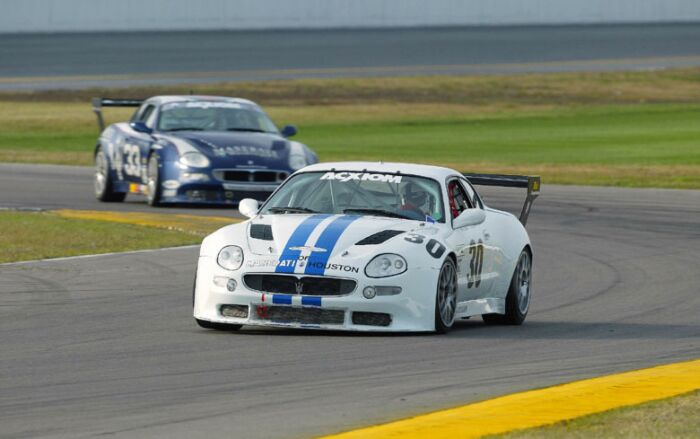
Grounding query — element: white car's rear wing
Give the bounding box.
[463,173,541,226]
[92,97,143,131]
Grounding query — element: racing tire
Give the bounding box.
[483,248,531,325]
[94,147,126,202]
[434,258,458,334]
[146,153,163,207]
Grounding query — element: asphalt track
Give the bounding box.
[2,24,700,90]
[1,164,699,438]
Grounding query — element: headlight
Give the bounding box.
[217,245,244,271]
[365,254,407,278]
[179,152,210,168]
[288,154,307,170]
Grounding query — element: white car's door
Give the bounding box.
[444,178,493,303]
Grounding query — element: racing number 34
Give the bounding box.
[467,239,484,288]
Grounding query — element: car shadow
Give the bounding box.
[215,319,699,340]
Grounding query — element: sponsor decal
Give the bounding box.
[304,215,360,275]
[211,145,278,159]
[275,214,361,275]
[247,257,359,273]
[320,172,402,184]
[162,101,246,110]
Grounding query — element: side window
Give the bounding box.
[447,179,473,219]
[144,106,158,128]
[132,104,154,123]
[459,178,482,209]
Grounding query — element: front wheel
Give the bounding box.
[94,147,126,202]
[434,258,458,334]
[146,153,163,206]
[483,249,532,325]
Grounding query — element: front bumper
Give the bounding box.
[162,181,278,205]
[193,257,438,332]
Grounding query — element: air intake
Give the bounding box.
[352,312,392,327]
[355,230,404,245]
[250,223,273,241]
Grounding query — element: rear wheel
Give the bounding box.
[146,153,162,206]
[94,147,126,202]
[483,249,532,325]
[434,258,458,334]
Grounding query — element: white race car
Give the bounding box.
[193,162,540,333]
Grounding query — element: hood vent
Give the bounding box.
[250,223,273,241]
[355,230,404,245]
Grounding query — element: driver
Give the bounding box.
[400,182,432,220]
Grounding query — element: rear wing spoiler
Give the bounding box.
[463,173,541,226]
[91,97,143,131]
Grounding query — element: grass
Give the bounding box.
[1,68,699,187]
[0,210,237,263]
[490,390,700,439]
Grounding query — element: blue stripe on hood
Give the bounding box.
[304,215,359,275]
[275,214,331,273]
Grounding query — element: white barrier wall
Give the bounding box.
[1,0,699,33]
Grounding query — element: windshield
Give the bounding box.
[157,101,279,133]
[261,171,445,222]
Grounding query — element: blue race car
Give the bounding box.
[91,95,318,206]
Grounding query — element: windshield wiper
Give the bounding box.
[226,128,268,133]
[163,127,203,132]
[343,208,412,220]
[268,206,318,214]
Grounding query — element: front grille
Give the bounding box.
[214,169,288,183]
[255,305,345,325]
[352,312,392,327]
[244,274,356,296]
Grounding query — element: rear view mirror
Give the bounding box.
[452,209,486,228]
[238,198,260,218]
[281,125,297,138]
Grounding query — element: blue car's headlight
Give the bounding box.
[217,245,244,271]
[365,254,407,278]
[179,152,210,168]
[288,153,307,171]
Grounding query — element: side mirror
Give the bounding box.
[238,198,260,218]
[130,121,152,134]
[281,125,297,138]
[452,209,486,229]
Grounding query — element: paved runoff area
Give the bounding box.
[1,164,699,438]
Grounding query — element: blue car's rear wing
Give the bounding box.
[463,173,541,226]
[92,97,143,131]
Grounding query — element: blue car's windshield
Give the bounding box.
[261,171,445,223]
[157,101,279,133]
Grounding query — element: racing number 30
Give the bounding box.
[404,234,446,259]
[467,239,484,288]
